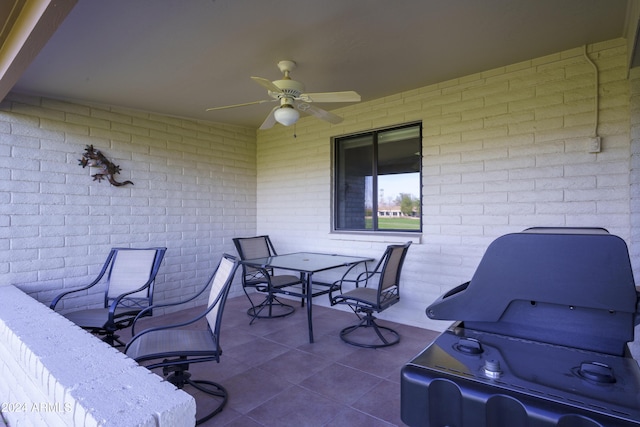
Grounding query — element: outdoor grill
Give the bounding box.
[401,228,640,427]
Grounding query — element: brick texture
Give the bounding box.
[0,94,256,313]
[256,38,635,332]
[0,38,636,340]
[0,285,196,426]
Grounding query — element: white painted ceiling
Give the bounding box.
[9,0,632,129]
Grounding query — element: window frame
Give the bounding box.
[332,122,422,234]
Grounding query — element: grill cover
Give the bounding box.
[425,229,638,355]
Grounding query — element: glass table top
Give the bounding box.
[240,252,373,273]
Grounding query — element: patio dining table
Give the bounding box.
[239,252,373,343]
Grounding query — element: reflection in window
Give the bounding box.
[334,123,421,232]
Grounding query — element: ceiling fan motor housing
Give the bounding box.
[270,79,305,98]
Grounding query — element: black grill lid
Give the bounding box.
[426,228,639,355]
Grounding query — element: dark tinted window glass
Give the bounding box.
[335,123,421,232]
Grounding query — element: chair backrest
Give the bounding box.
[375,242,412,301]
[233,235,277,279]
[105,247,166,306]
[205,254,239,339]
[233,235,277,259]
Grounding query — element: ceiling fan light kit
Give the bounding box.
[274,104,299,126]
[206,60,361,129]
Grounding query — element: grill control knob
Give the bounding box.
[577,362,616,384]
[483,359,502,379]
[453,337,483,355]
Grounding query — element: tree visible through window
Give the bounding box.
[334,123,422,232]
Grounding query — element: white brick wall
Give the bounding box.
[256,38,635,333]
[0,285,196,426]
[0,38,636,348]
[0,93,256,312]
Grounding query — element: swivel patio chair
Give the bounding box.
[50,247,167,346]
[233,235,302,324]
[330,242,411,348]
[125,254,239,425]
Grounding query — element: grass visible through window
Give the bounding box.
[365,217,420,230]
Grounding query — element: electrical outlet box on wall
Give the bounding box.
[588,136,602,153]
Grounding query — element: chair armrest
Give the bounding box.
[50,249,119,310]
[49,277,104,310]
[125,308,211,354]
[329,263,375,304]
[105,278,158,327]
[130,282,212,335]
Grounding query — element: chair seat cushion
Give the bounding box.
[339,287,399,309]
[341,287,378,304]
[64,307,141,329]
[244,274,300,289]
[269,274,301,288]
[126,329,219,360]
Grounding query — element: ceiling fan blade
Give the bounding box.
[205,99,275,111]
[251,76,282,93]
[298,91,361,103]
[259,106,279,130]
[295,101,343,124]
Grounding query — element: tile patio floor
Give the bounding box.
[129,294,440,426]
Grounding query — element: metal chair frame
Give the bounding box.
[233,235,302,324]
[125,254,239,425]
[50,247,167,346]
[330,242,411,348]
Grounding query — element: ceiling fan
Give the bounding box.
[206,60,361,129]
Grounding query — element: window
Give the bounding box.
[334,123,422,232]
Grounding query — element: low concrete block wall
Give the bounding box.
[0,285,196,426]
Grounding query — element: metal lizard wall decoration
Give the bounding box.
[78,145,134,187]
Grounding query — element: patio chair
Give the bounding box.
[50,247,167,346]
[330,242,411,348]
[125,254,239,425]
[233,235,302,324]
